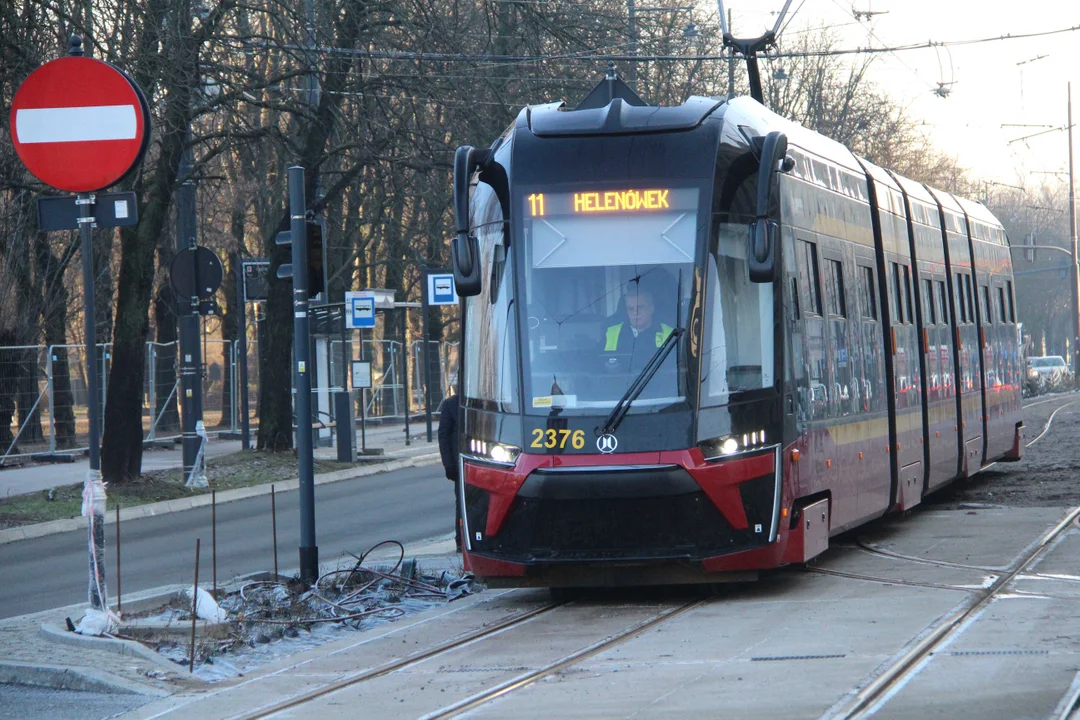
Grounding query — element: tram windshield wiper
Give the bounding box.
[597,325,683,437]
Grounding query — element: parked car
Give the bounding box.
[1027,355,1072,392]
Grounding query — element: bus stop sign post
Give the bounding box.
[422,270,458,442]
[9,35,150,626]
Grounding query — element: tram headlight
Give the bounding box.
[699,430,767,460]
[465,437,521,467]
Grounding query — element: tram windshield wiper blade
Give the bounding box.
[598,326,683,437]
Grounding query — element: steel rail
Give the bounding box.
[420,599,708,719]
[824,504,1080,719]
[236,602,561,720]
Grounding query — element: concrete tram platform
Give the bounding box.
[112,504,1080,720]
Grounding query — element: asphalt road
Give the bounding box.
[0,464,454,620]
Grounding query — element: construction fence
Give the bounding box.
[0,339,459,464]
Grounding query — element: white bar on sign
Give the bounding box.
[15,105,138,144]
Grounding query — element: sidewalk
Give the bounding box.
[0,420,438,500]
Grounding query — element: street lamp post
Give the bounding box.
[1069,83,1080,377]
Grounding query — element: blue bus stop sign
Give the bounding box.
[346,291,375,329]
[427,273,458,305]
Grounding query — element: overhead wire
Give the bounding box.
[826,0,937,92]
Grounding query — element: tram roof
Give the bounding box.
[888,171,938,206]
[526,96,724,137]
[724,97,865,175]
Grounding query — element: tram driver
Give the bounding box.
[601,279,677,386]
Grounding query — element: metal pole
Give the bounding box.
[628,0,637,89]
[401,310,411,446]
[727,9,735,97]
[1069,82,1080,378]
[289,166,318,585]
[422,271,434,443]
[236,256,250,449]
[78,191,107,613]
[177,142,203,484]
[359,329,366,451]
[115,504,121,615]
[211,490,217,596]
[271,484,278,578]
[189,538,200,674]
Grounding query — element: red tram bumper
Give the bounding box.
[460,447,804,587]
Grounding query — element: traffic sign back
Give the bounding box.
[10,57,150,193]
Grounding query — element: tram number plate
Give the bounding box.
[530,428,586,450]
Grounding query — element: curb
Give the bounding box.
[0,451,440,546]
[40,623,180,672]
[0,661,170,696]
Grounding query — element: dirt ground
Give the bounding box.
[928,392,1080,510]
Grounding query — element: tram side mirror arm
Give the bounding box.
[748,131,791,283]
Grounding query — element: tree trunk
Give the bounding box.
[0,330,19,453]
[36,234,77,449]
[257,233,293,450]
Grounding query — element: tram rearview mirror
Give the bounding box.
[748,130,789,283]
[453,145,485,297]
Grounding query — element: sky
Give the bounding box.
[714,0,1080,188]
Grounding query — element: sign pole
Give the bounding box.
[290,166,318,586]
[78,190,107,613]
[422,268,434,443]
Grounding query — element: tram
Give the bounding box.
[448,73,1023,588]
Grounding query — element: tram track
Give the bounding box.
[418,598,708,719]
[822,394,1080,720]
[232,601,562,720]
[236,596,708,719]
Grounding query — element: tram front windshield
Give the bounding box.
[521,187,699,416]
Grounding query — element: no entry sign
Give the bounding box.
[10,56,150,193]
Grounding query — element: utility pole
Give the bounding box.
[628,0,637,89]
[1069,82,1080,377]
[176,142,204,484]
[279,166,318,585]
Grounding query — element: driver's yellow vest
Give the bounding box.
[605,322,674,351]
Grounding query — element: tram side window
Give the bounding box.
[798,240,822,316]
[981,285,993,325]
[903,266,914,325]
[955,273,967,324]
[463,186,519,411]
[1006,281,1016,322]
[964,275,975,325]
[936,280,949,325]
[891,263,905,324]
[859,266,877,320]
[922,278,936,325]
[825,259,846,317]
[997,286,1007,324]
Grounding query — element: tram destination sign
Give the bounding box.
[525,187,698,217]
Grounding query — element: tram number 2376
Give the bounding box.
[530,428,586,450]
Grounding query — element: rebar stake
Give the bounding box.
[271,484,278,579]
[115,504,121,615]
[189,538,200,674]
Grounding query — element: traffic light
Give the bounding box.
[275,220,325,299]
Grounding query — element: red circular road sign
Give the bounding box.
[10,56,150,193]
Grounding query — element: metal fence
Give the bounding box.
[0,337,459,463]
